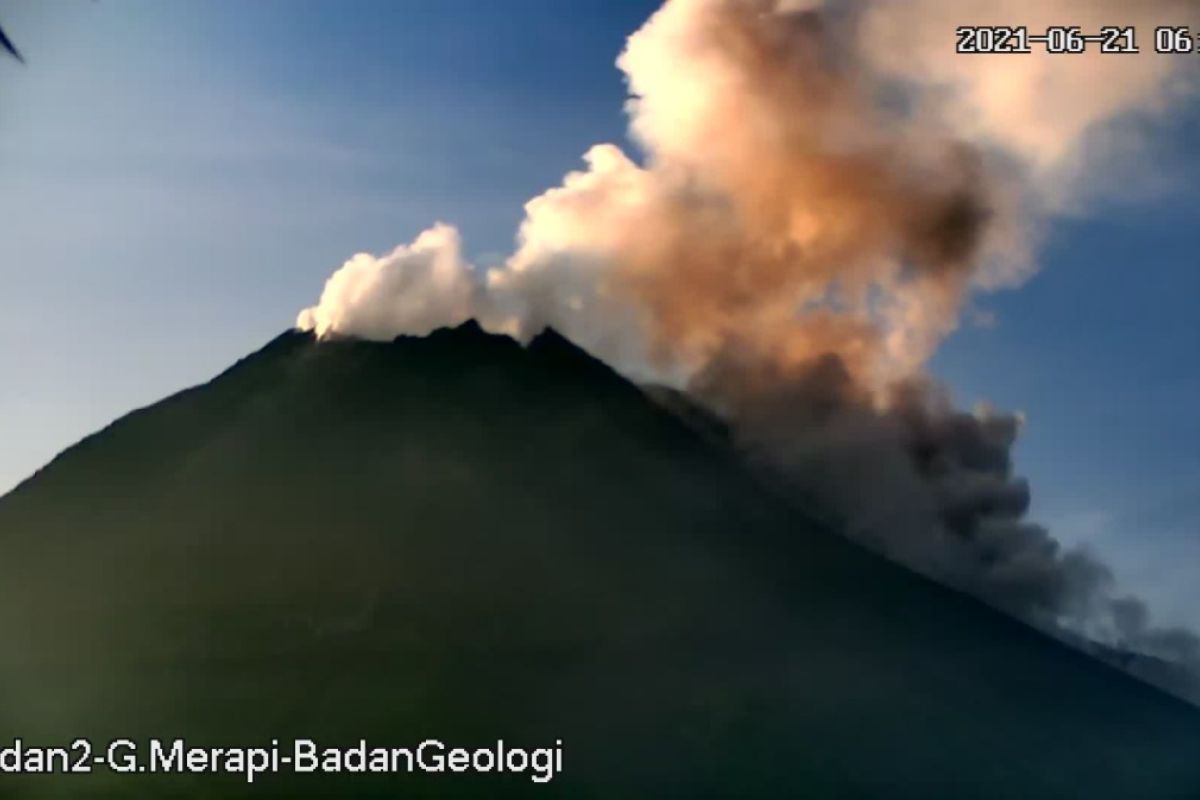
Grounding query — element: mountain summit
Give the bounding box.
[1,322,1197,798]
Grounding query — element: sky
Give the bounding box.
[0,1,1197,628]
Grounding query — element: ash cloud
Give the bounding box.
[296,0,1200,688]
[693,348,1200,692]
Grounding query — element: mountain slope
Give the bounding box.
[0,322,1198,798]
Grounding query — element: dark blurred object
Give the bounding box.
[0,20,24,63]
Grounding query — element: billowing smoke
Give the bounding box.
[297,224,474,339]
[297,0,1200,683]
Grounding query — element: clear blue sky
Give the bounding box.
[1,1,1196,627]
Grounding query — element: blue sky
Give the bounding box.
[0,1,1196,627]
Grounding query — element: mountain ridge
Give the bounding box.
[0,321,1198,798]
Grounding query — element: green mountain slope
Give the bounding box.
[0,322,1197,798]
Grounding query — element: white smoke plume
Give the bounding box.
[296,224,474,339]
[297,0,1200,689]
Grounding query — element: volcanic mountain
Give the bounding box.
[1,322,1197,798]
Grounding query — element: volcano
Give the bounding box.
[0,321,1197,798]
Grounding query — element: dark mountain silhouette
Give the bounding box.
[0,321,1198,798]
